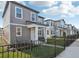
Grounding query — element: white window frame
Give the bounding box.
[38,29,42,36]
[15,6,23,19]
[16,27,22,36]
[31,12,36,22]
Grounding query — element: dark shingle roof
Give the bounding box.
[38,16,44,19]
[2,1,39,17]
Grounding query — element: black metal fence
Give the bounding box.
[65,34,79,46]
[0,34,79,58]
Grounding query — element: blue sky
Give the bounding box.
[0,1,79,29]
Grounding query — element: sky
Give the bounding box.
[0,1,79,29]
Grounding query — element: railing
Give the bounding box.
[0,34,79,58]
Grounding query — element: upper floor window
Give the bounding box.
[31,13,36,22]
[16,27,22,36]
[46,22,49,26]
[15,7,23,19]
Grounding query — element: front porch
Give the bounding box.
[26,21,47,44]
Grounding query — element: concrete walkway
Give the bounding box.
[56,39,79,58]
[42,43,64,48]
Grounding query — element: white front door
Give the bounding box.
[31,28,35,41]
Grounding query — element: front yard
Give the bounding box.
[47,37,65,46]
[21,45,64,58]
[0,37,64,58]
[0,45,64,58]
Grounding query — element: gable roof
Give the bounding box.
[38,16,44,19]
[2,1,39,17]
[45,19,65,23]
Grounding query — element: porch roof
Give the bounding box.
[26,21,48,28]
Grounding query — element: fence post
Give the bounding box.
[63,32,66,49]
[2,46,4,58]
[54,36,56,57]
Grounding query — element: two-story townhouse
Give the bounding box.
[64,24,69,36]
[2,1,47,45]
[44,19,54,38]
[44,19,65,38]
[72,26,78,35]
[55,19,65,37]
[67,24,73,36]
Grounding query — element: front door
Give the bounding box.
[31,28,35,41]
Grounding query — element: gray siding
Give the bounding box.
[3,3,11,28]
[10,2,37,25]
[3,2,45,44]
[3,2,11,44]
[10,25,31,44]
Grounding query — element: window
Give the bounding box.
[16,27,22,36]
[51,22,52,26]
[38,28,42,36]
[31,13,36,22]
[47,22,49,26]
[38,30,42,35]
[15,7,23,19]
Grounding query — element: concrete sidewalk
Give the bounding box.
[42,43,64,48]
[56,39,79,58]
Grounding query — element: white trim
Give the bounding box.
[10,23,46,27]
[15,6,23,19]
[10,23,27,27]
[9,24,10,44]
[16,27,22,36]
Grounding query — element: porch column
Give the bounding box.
[44,27,47,42]
[35,27,38,44]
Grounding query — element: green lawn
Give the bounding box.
[22,45,64,58]
[47,38,65,46]
[0,37,64,58]
[0,45,64,58]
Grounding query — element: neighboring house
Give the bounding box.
[44,19,65,38]
[2,1,47,44]
[72,26,78,35]
[44,19,54,38]
[0,28,3,36]
[54,19,65,37]
[68,24,73,35]
[64,24,79,36]
[64,24,69,36]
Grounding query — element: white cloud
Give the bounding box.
[0,1,6,14]
[29,1,58,7]
[42,6,60,15]
[42,1,79,18]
